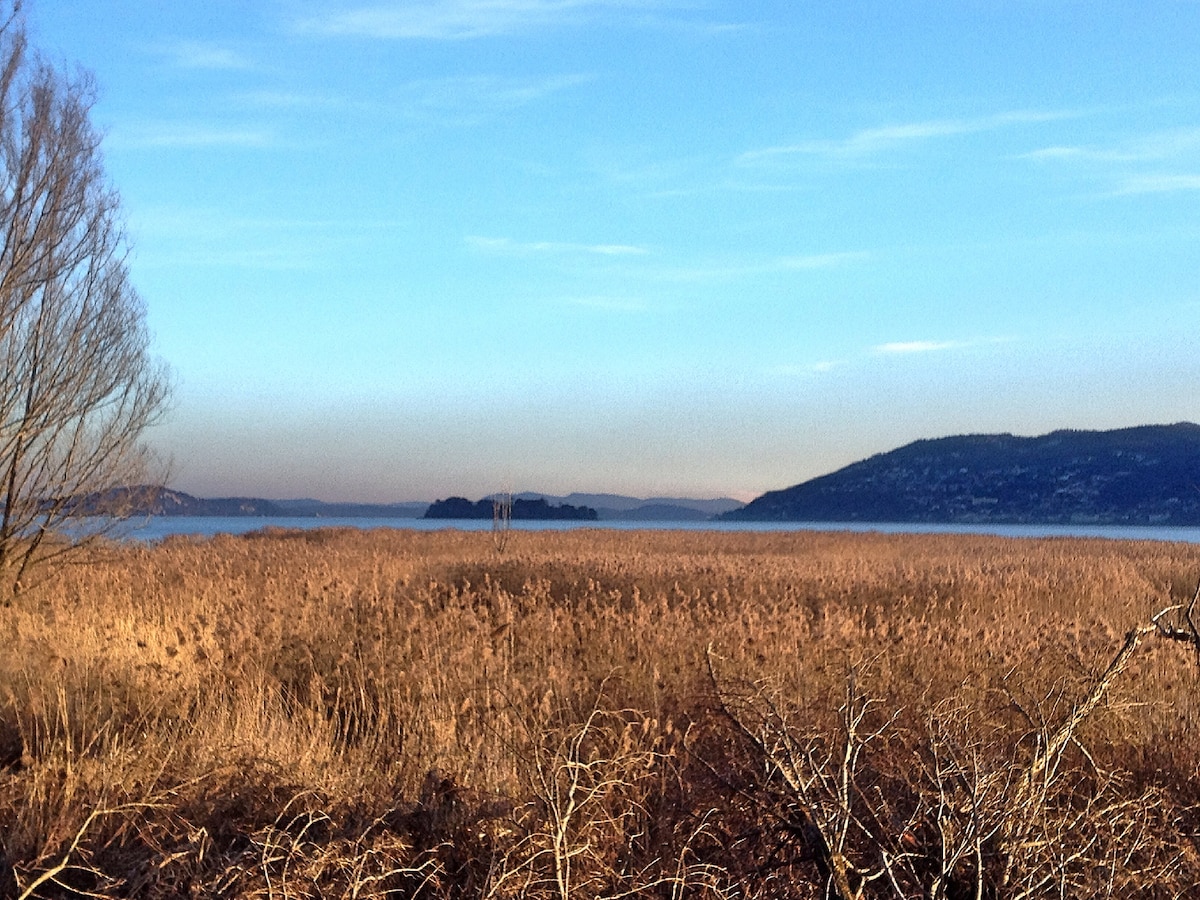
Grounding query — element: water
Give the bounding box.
[118,515,1200,545]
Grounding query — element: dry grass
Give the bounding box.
[1,526,1198,897]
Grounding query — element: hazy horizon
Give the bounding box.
[158,419,1199,507]
[35,2,1200,504]
[160,486,755,505]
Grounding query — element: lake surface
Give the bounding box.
[119,516,1200,545]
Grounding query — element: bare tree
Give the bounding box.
[492,489,513,554]
[0,2,168,595]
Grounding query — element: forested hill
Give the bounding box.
[725,423,1200,525]
[101,488,427,518]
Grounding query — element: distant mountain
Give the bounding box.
[517,492,744,520]
[129,488,286,517]
[725,423,1200,525]
[425,496,598,520]
[106,488,741,521]
[616,503,711,522]
[124,489,428,518]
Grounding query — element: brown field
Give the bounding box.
[2,527,1200,898]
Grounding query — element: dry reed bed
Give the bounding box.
[1,527,1198,897]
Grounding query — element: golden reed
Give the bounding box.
[1,527,1197,897]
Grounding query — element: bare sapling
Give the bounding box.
[492,491,514,555]
[485,693,731,900]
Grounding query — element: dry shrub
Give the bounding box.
[0,527,1197,897]
[708,653,1193,899]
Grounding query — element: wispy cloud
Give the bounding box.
[770,360,842,377]
[295,0,718,40]
[1113,173,1200,195]
[235,74,588,123]
[1021,126,1200,166]
[131,207,409,271]
[141,248,320,271]
[873,336,1015,356]
[561,294,648,311]
[774,336,1010,379]
[469,238,866,287]
[1020,146,1091,162]
[136,208,407,237]
[107,123,274,150]
[238,89,347,110]
[658,251,867,282]
[151,40,254,70]
[468,235,649,256]
[740,110,1072,164]
[398,73,592,119]
[1020,126,1200,197]
[873,340,964,355]
[779,253,866,270]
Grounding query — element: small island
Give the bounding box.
[423,496,599,520]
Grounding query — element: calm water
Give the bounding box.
[119,516,1200,545]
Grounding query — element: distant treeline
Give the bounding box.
[64,487,430,518]
[424,496,598,520]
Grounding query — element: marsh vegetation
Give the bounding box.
[2,528,1199,897]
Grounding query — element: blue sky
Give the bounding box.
[32,1,1200,502]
